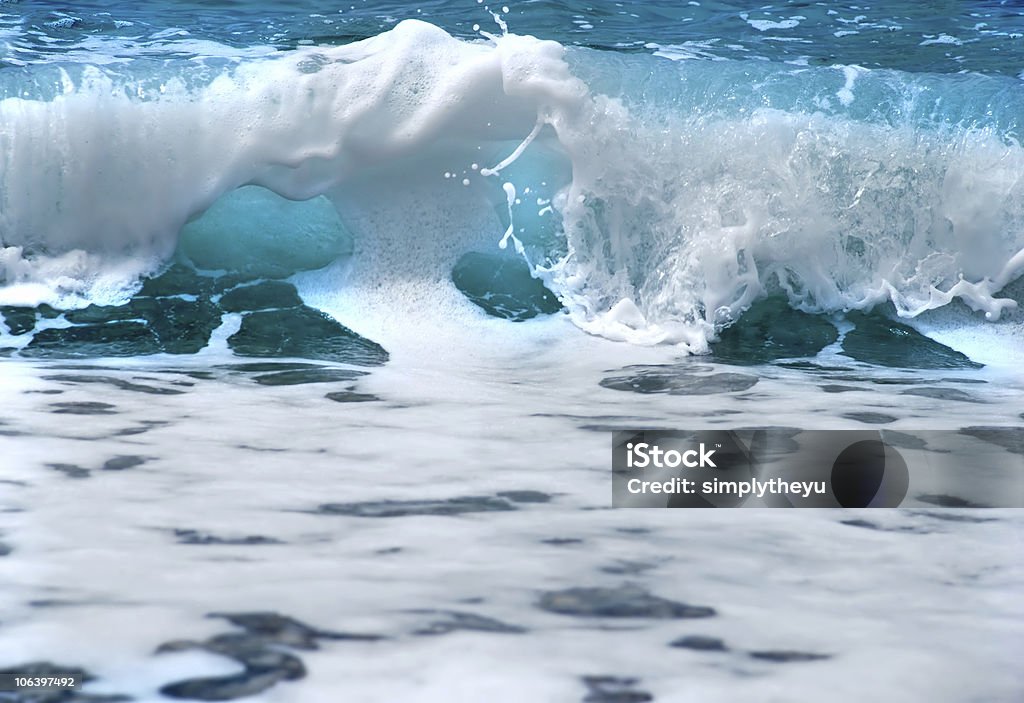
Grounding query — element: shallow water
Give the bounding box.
[2,324,1023,701]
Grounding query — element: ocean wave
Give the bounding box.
[0,20,1022,352]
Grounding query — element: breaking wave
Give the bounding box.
[1,20,1023,353]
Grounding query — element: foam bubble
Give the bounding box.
[835,64,865,105]
[740,13,803,32]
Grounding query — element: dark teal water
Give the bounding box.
[3,0,1022,75]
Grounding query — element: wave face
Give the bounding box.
[539,54,1024,346]
[1,12,1023,352]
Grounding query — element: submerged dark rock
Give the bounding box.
[113,421,170,437]
[49,401,118,415]
[158,648,304,701]
[47,463,91,479]
[208,612,380,647]
[914,511,997,523]
[0,306,37,335]
[601,365,758,395]
[749,650,832,663]
[252,368,367,386]
[776,361,853,372]
[959,426,1024,455]
[541,538,584,546]
[146,298,223,355]
[324,390,379,403]
[900,387,981,403]
[173,529,283,546]
[839,519,929,534]
[496,490,552,504]
[218,281,303,312]
[137,263,220,298]
[916,494,989,508]
[60,297,221,356]
[6,262,387,364]
[102,455,148,471]
[600,561,656,576]
[669,635,728,652]
[217,362,324,372]
[538,585,715,619]
[822,374,922,386]
[158,612,379,701]
[228,306,388,366]
[841,412,897,425]
[452,251,562,321]
[712,297,838,364]
[22,322,162,358]
[581,676,653,703]
[841,312,982,369]
[41,374,184,395]
[315,495,517,518]
[878,430,928,450]
[62,304,141,325]
[410,610,526,635]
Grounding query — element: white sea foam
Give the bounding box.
[835,64,864,105]
[740,14,803,32]
[920,34,963,47]
[0,327,1022,700]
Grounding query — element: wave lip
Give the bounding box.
[0,20,572,305]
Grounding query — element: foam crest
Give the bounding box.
[0,21,572,309]
[540,102,1024,349]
